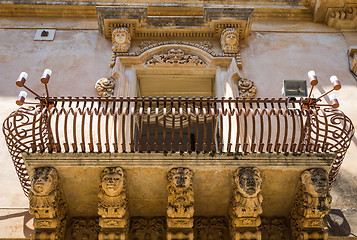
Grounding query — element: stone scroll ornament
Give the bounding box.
[290,168,331,240]
[29,167,67,240]
[221,28,239,54]
[112,27,131,53]
[237,78,257,99]
[95,77,115,98]
[167,168,194,240]
[230,167,263,240]
[98,167,129,240]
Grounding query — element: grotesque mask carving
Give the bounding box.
[31,167,58,196]
[235,167,261,198]
[220,28,239,54]
[167,168,194,219]
[112,27,131,53]
[101,167,125,197]
[301,169,329,198]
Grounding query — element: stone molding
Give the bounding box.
[290,168,331,240]
[229,167,263,240]
[97,6,253,41]
[98,167,129,239]
[29,167,67,240]
[167,167,194,240]
[325,4,357,30]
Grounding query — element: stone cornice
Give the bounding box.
[325,4,357,30]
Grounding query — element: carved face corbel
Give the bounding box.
[234,167,261,197]
[112,27,131,53]
[31,167,58,196]
[167,168,193,189]
[301,168,329,197]
[220,28,239,54]
[100,167,125,197]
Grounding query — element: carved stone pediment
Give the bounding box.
[146,49,206,67]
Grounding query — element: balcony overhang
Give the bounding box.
[23,152,335,218]
[96,6,253,41]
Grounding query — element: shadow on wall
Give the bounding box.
[0,210,34,238]
[325,209,352,237]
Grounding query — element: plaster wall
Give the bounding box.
[0,17,356,238]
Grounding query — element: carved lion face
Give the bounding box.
[101,167,124,196]
[168,168,193,189]
[235,167,261,197]
[301,169,329,197]
[31,167,58,196]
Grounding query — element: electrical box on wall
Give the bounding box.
[34,29,56,41]
[282,80,307,97]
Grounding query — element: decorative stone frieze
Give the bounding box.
[112,27,131,53]
[72,218,100,240]
[146,49,205,67]
[325,4,357,30]
[29,167,67,240]
[290,168,331,240]
[95,77,115,98]
[237,78,257,99]
[167,167,194,240]
[194,217,228,240]
[98,167,129,240]
[130,217,166,239]
[260,218,288,240]
[229,167,263,240]
[221,28,239,54]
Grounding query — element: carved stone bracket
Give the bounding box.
[237,78,257,99]
[98,167,129,240]
[95,77,116,98]
[325,4,357,30]
[167,167,194,240]
[229,167,263,240]
[146,49,206,67]
[290,168,331,240]
[29,167,67,240]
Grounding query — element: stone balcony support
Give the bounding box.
[289,168,332,240]
[29,167,67,240]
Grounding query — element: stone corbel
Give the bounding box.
[29,167,67,240]
[229,167,263,240]
[290,168,331,240]
[220,28,240,54]
[167,168,194,240]
[98,167,129,240]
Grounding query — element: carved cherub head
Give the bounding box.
[167,168,193,189]
[112,27,131,53]
[234,167,261,197]
[100,167,125,197]
[301,168,329,197]
[31,167,58,196]
[220,28,239,54]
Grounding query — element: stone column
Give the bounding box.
[29,167,67,240]
[166,168,194,240]
[290,168,331,240]
[229,167,263,240]
[98,167,129,240]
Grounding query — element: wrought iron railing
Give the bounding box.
[3,97,354,195]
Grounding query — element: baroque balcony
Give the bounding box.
[3,96,354,195]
